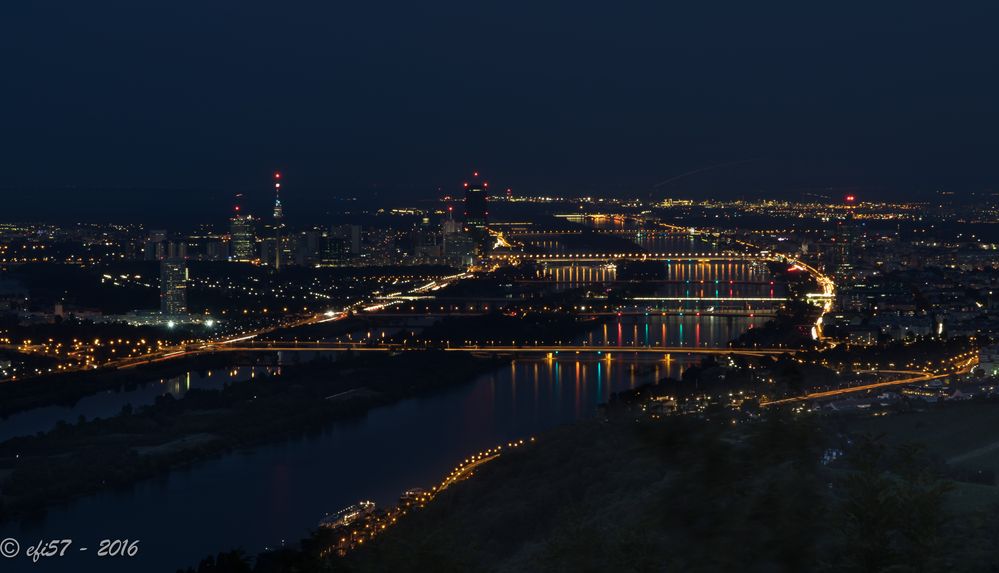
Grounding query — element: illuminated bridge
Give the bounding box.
[487,251,771,263]
[583,309,779,319]
[206,342,797,357]
[501,229,689,237]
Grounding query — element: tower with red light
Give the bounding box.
[273,171,285,270]
[273,172,284,221]
[462,171,489,231]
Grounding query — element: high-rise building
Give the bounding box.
[333,224,362,254]
[322,236,352,267]
[443,208,475,267]
[230,209,256,262]
[463,172,489,231]
[834,195,860,280]
[443,218,462,235]
[144,229,168,261]
[160,242,187,316]
[444,232,476,267]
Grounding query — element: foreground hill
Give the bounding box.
[185,402,999,573]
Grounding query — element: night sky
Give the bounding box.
[3,2,999,218]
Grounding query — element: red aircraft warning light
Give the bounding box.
[845,194,856,203]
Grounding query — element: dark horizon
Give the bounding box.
[0,179,990,227]
[4,2,999,209]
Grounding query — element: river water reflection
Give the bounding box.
[0,228,772,571]
[0,352,698,573]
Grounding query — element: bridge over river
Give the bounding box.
[488,251,771,263]
[205,341,798,357]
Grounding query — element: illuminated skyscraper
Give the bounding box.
[834,194,859,280]
[160,242,187,315]
[463,172,488,231]
[229,207,256,262]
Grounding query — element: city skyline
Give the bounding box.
[4,3,999,572]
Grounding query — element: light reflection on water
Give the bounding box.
[0,223,779,571]
[0,354,699,573]
[583,314,757,347]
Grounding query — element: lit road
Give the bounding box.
[113,271,473,370]
[761,358,978,406]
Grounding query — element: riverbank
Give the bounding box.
[0,353,237,417]
[0,351,508,519]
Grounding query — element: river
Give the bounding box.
[0,231,770,572]
[0,349,709,573]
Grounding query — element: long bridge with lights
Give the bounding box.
[500,229,691,237]
[581,309,779,318]
[487,251,772,263]
[202,341,797,357]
